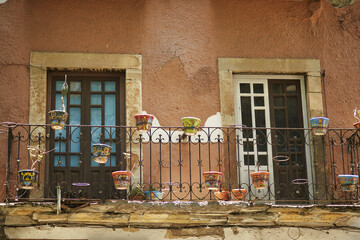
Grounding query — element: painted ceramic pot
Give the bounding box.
[18,169,39,189]
[250,171,270,189]
[92,143,112,164]
[338,174,359,191]
[144,190,164,200]
[214,190,230,201]
[112,171,132,190]
[309,117,329,136]
[354,122,360,135]
[135,114,154,132]
[48,110,68,130]
[203,171,223,191]
[182,117,201,136]
[231,189,247,200]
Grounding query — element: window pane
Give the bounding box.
[241,96,252,128]
[240,83,250,93]
[70,127,81,153]
[91,94,102,105]
[55,93,67,110]
[275,110,286,128]
[55,141,66,152]
[256,129,267,151]
[69,107,81,125]
[286,84,296,93]
[56,81,63,91]
[254,97,264,106]
[287,97,298,128]
[105,81,116,91]
[91,81,102,92]
[244,155,254,165]
[70,81,81,92]
[255,110,265,127]
[274,97,284,107]
[70,94,81,105]
[105,155,116,167]
[272,84,283,94]
[91,108,102,125]
[243,141,254,152]
[70,155,80,167]
[54,155,66,167]
[105,95,116,126]
[253,84,264,93]
[258,155,268,165]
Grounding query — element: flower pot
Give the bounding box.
[338,174,359,192]
[203,171,223,191]
[182,117,201,136]
[214,190,230,200]
[309,117,329,136]
[18,169,39,190]
[92,143,112,164]
[112,171,132,190]
[354,122,360,135]
[48,110,68,130]
[135,114,154,132]
[231,189,247,200]
[250,171,270,189]
[144,190,164,200]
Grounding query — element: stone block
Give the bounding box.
[5,215,36,226]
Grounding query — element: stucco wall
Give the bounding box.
[1,0,360,201]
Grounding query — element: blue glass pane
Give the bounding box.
[105,141,116,153]
[91,127,101,143]
[70,127,81,153]
[104,81,116,91]
[105,155,116,167]
[70,155,80,167]
[70,94,81,105]
[105,95,115,125]
[55,141,66,153]
[54,155,66,167]
[55,127,67,138]
[55,94,67,110]
[91,108,102,125]
[91,81,102,92]
[91,94,102,105]
[70,81,81,91]
[69,107,81,125]
[56,81,63,91]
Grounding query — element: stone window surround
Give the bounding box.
[218,58,323,126]
[29,51,142,127]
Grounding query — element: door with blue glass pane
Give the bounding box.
[47,72,126,199]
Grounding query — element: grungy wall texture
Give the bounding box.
[1,0,360,200]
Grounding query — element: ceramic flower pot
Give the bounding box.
[354,122,360,135]
[92,143,112,164]
[182,117,201,136]
[135,114,154,132]
[309,117,329,136]
[231,189,247,200]
[338,174,359,191]
[214,190,230,200]
[203,171,223,191]
[112,171,132,190]
[250,171,270,189]
[18,169,39,190]
[144,190,164,200]
[48,110,69,130]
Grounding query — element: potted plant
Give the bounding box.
[92,143,112,164]
[203,171,223,191]
[214,189,230,201]
[309,117,329,136]
[250,171,270,189]
[182,117,201,136]
[129,185,145,200]
[231,189,247,200]
[338,174,359,192]
[112,153,135,190]
[354,108,360,134]
[18,146,54,190]
[48,75,69,130]
[144,186,164,200]
[135,113,154,132]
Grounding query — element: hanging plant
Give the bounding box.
[48,75,69,130]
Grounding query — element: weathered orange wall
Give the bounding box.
[1,0,360,200]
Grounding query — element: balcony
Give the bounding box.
[2,123,360,204]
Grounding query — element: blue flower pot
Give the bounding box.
[310,117,329,136]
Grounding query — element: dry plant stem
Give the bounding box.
[28,147,56,170]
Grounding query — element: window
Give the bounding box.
[47,72,126,199]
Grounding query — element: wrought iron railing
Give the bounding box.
[2,123,360,204]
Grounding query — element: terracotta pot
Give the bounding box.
[203,171,223,191]
[135,114,154,132]
[231,189,247,200]
[214,191,230,200]
[182,117,201,136]
[92,143,112,164]
[144,190,164,200]
[48,110,68,130]
[112,171,132,190]
[338,174,359,192]
[250,171,270,189]
[309,117,329,136]
[18,169,39,190]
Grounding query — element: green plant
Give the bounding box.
[129,185,145,199]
